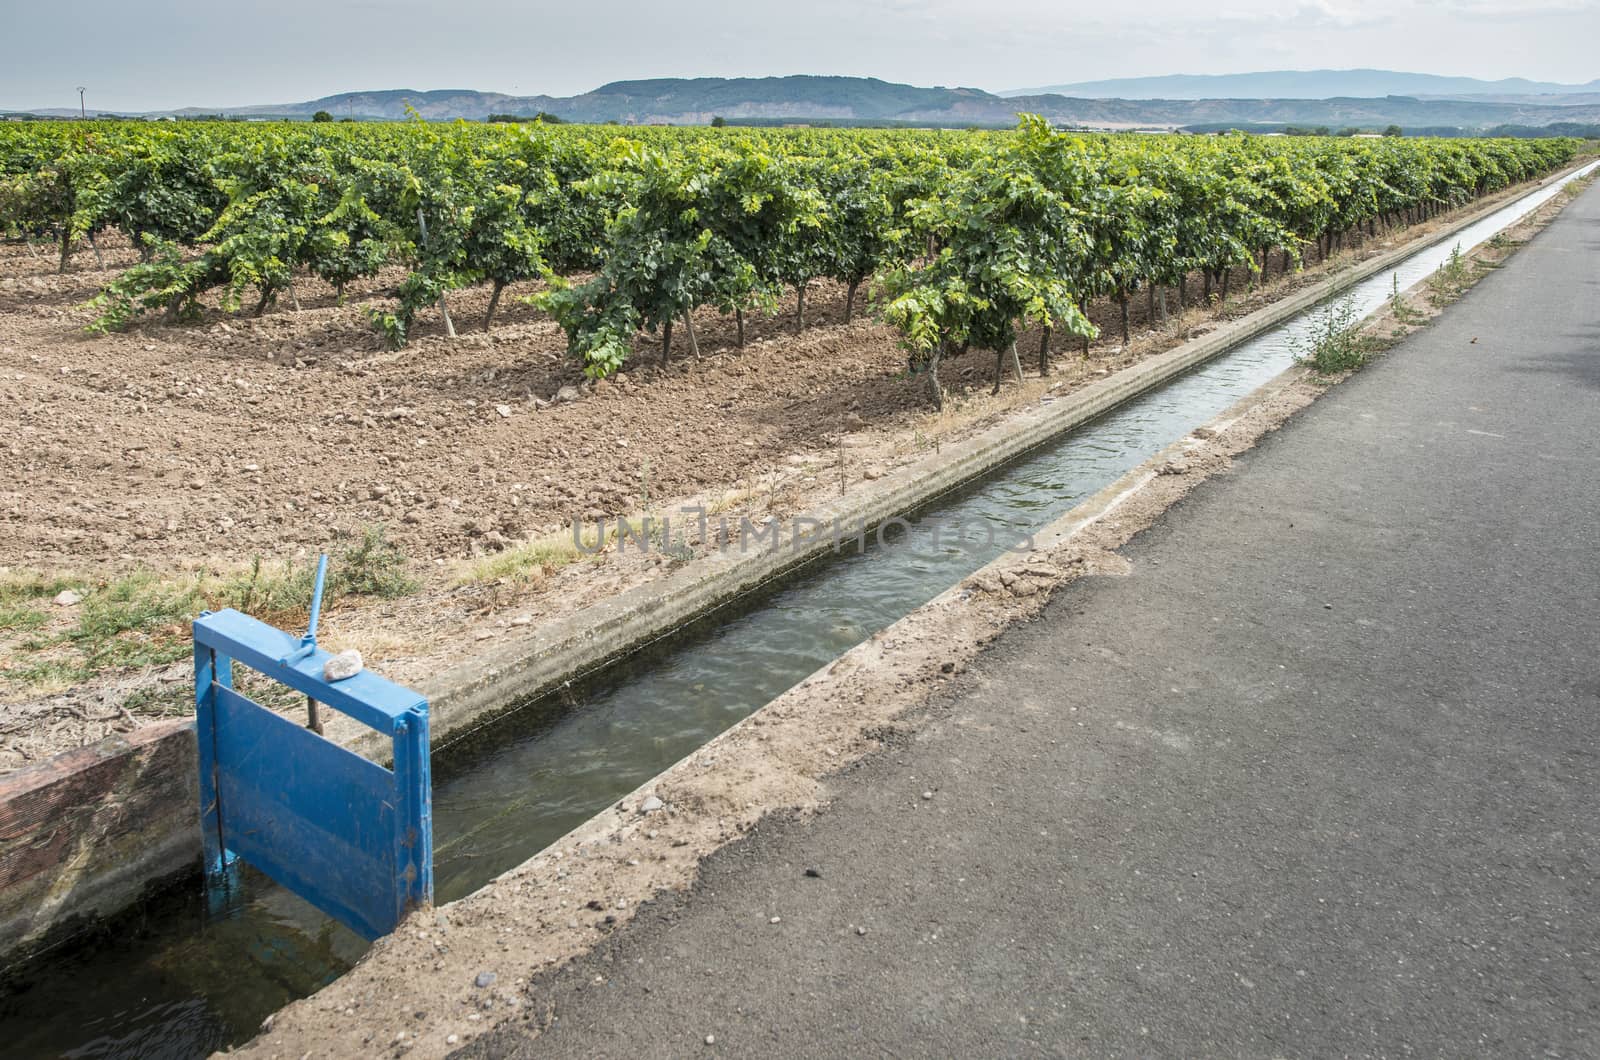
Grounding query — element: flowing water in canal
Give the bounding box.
[4,167,1592,1058]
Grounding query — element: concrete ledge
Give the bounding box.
[0,718,198,960]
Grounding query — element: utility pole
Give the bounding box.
[77,86,86,119]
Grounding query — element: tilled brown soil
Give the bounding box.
[0,225,1358,572]
[0,189,1524,768]
[1,244,918,568]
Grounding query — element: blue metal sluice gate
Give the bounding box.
[192,563,432,939]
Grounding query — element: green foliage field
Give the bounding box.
[0,118,1579,403]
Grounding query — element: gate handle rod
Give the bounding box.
[281,554,330,666]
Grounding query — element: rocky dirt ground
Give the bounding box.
[0,173,1569,769]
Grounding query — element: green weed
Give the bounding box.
[1388,274,1425,326]
[0,526,421,694]
[3,655,84,693]
[216,555,317,624]
[0,601,48,633]
[67,571,198,673]
[332,524,419,599]
[1427,244,1473,306]
[1293,297,1373,375]
[464,529,591,585]
[0,570,80,604]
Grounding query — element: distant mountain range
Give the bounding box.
[150,78,1007,125]
[1003,69,1600,101]
[9,72,1600,130]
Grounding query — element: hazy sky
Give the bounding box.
[4,0,1596,111]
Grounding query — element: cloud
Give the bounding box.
[1440,0,1598,19]
[1,0,1594,111]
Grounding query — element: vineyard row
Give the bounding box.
[0,119,1580,405]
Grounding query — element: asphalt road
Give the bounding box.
[465,181,1600,1058]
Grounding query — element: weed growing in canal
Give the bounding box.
[1293,297,1373,375]
[1427,244,1473,306]
[1388,274,1425,327]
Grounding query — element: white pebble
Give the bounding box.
[324,648,364,681]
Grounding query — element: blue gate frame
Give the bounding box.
[193,606,432,939]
